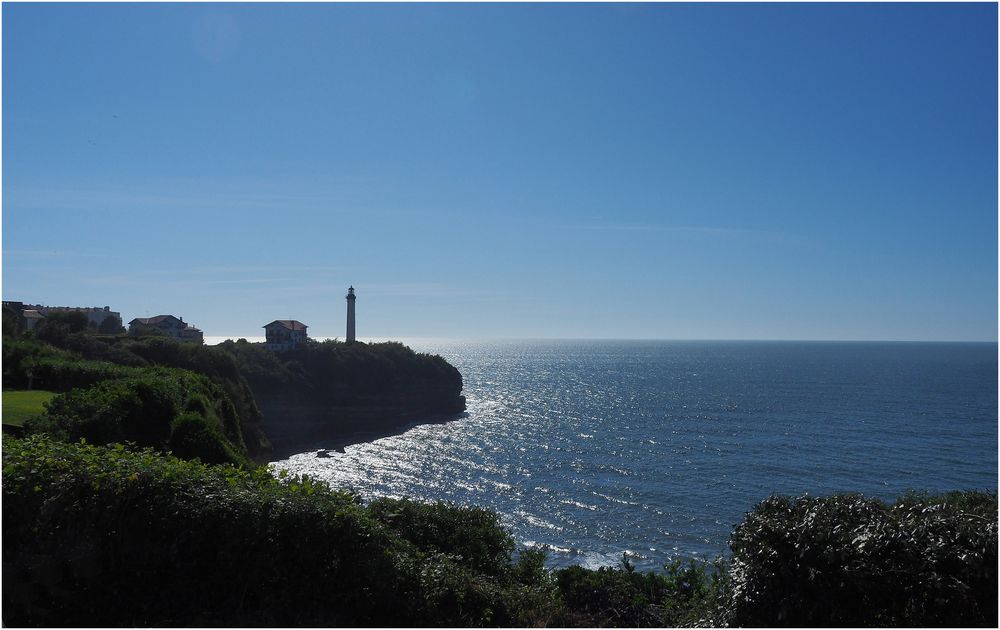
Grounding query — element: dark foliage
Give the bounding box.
[97,315,126,335]
[552,556,726,627]
[10,354,136,392]
[35,310,90,343]
[4,435,391,626]
[217,339,465,412]
[215,338,305,390]
[112,337,267,455]
[24,369,248,467]
[727,492,998,627]
[1,435,552,627]
[369,497,515,577]
[168,411,244,465]
[3,338,85,389]
[2,305,20,336]
[4,336,144,391]
[4,335,269,460]
[61,334,149,367]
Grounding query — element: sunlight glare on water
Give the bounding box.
[269,340,998,572]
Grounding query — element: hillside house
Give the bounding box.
[128,315,204,344]
[25,304,122,330]
[263,320,308,352]
[22,309,46,331]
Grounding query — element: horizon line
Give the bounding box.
[202,335,999,345]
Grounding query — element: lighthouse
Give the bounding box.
[346,286,356,343]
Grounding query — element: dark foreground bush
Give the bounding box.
[728,491,998,627]
[368,497,515,577]
[552,556,726,627]
[4,435,994,628]
[1,435,551,627]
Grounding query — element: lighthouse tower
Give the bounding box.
[346,286,357,343]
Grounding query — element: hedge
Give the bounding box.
[727,491,998,627]
[1,435,549,627]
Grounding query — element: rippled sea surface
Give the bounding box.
[269,340,998,571]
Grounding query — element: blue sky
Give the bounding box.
[3,3,996,341]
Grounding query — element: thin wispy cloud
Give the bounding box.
[3,186,340,214]
[364,282,505,300]
[4,172,389,216]
[571,222,806,243]
[3,249,114,259]
[190,264,341,275]
[197,278,284,286]
[74,265,338,291]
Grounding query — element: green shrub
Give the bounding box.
[552,555,725,627]
[116,337,267,457]
[369,497,515,577]
[215,338,304,391]
[3,338,69,374]
[168,412,244,466]
[3,304,21,336]
[34,311,90,343]
[5,334,268,460]
[51,331,148,367]
[1,435,549,627]
[27,356,136,391]
[2,434,394,626]
[24,368,249,467]
[2,338,133,391]
[26,373,178,445]
[727,492,998,627]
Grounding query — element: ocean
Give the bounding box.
[266,340,998,572]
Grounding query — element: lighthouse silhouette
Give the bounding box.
[346,286,357,343]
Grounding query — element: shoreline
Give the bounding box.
[265,410,468,461]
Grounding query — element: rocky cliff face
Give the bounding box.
[257,390,466,459]
[222,340,466,459]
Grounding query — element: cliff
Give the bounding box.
[3,331,464,464]
[215,339,466,458]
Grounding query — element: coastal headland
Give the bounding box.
[213,338,467,459]
[2,308,466,465]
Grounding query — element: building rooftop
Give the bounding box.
[129,315,183,326]
[264,320,308,331]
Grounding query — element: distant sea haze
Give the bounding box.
[268,340,998,572]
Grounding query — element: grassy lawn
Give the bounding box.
[3,390,57,426]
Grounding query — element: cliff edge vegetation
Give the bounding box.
[3,333,261,467]
[3,317,465,463]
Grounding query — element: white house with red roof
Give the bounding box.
[263,320,308,352]
[128,315,204,343]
